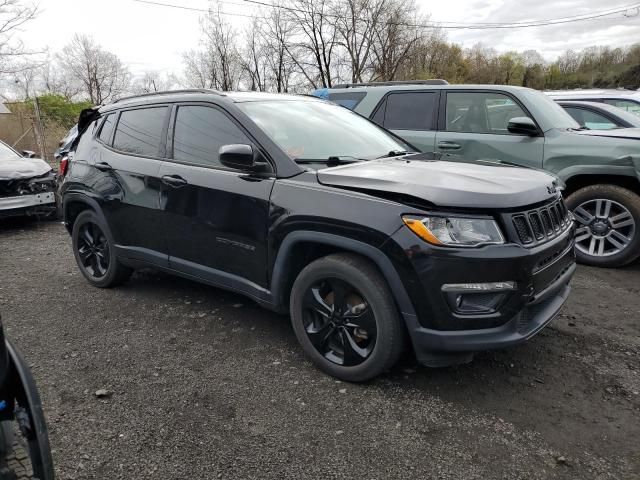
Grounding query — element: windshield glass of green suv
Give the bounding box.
[523,90,581,129]
[237,99,412,164]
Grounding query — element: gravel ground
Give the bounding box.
[0,218,638,480]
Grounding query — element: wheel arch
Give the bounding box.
[564,174,640,197]
[270,231,417,319]
[62,193,107,234]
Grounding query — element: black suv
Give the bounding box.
[60,90,576,381]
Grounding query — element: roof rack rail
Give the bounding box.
[332,79,449,89]
[113,89,221,103]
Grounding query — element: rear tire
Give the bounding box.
[290,253,405,382]
[72,210,133,287]
[566,185,640,268]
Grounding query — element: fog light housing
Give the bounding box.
[442,282,516,315]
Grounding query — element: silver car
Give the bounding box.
[545,88,640,117]
[0,141,57,219]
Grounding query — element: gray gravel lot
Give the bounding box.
[0,219,639,480]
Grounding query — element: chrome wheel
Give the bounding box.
[77,222,110,278]
[301,278,377,367]
[573,198,636,257]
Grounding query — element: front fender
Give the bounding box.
[270,230,416,318]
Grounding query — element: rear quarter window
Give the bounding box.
[327,92,367,110]
[97,114,116,145]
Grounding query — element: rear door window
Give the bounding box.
[327,92,367,110]
[113,107,168,157]
[382,92,437,130]
[446,92,530,134]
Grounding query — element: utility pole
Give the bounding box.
[32,96,47,161]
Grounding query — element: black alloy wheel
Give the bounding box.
[77,222,110,279]
[302,278,376,366]
[72,210,133,288]
[290,253,405,382]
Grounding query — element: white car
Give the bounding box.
[0,141,57,219]
[545,88,640,116]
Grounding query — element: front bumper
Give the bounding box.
[388,222,576,365]
[0,192,56,218]
[408,263,573,353]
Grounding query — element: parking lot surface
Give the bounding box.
[0,219,638,479]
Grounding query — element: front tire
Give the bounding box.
[290,253,405,382]
[0,420,34,480]
[566,185,640,268]
[72,210,133,287]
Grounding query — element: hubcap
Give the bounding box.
[301,278,376,366]
[573,198,635,257]
[77,222,110,278]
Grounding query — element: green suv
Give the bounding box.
[314,82,640,268]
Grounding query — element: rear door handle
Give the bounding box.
[161,175,188,188]
[94,162,113,171]
[437,141,461,150]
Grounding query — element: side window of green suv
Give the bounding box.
[446,92,530,135]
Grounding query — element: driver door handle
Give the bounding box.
[161,175,188,188]
[437,141,461,150]
[94,162,113,171]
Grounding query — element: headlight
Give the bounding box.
[402,215,505,247]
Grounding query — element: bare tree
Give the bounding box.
[40,57,84,100]
[58,34,130,104]
[370,0,425,81]
[260,3,296,92]
[133,70,180,94]
[0,0,38,73]
[241,18,268,91]
[333,0,388,83]
[285,0,339,88]
[184,4,242,91]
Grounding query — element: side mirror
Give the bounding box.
[219,144,255,170]
[22,150,36,158]
[507,117,539,136]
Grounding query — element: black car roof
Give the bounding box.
[99,90,319,113]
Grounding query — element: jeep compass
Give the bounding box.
[60,90,576,381]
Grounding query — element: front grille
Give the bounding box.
[510,197,572,246]
[513,215,533,243]
[529,213,544,240]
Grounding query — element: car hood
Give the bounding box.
[316,155,558,209]
[575,128,640,140]
[0,157,52,181]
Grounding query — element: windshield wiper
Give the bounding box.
[376,150,415,159]
[295,155,365,166]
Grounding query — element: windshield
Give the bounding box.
[237,99,413,164]
[0,142,20,161]
[523,90,581,129]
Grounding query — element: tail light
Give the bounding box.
[59,156,69,177]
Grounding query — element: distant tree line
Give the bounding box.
[2,0,639,107]
[181,0,640,92]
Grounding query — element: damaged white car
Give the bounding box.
[0,141,57,219]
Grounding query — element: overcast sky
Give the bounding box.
[17,0,640,78]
